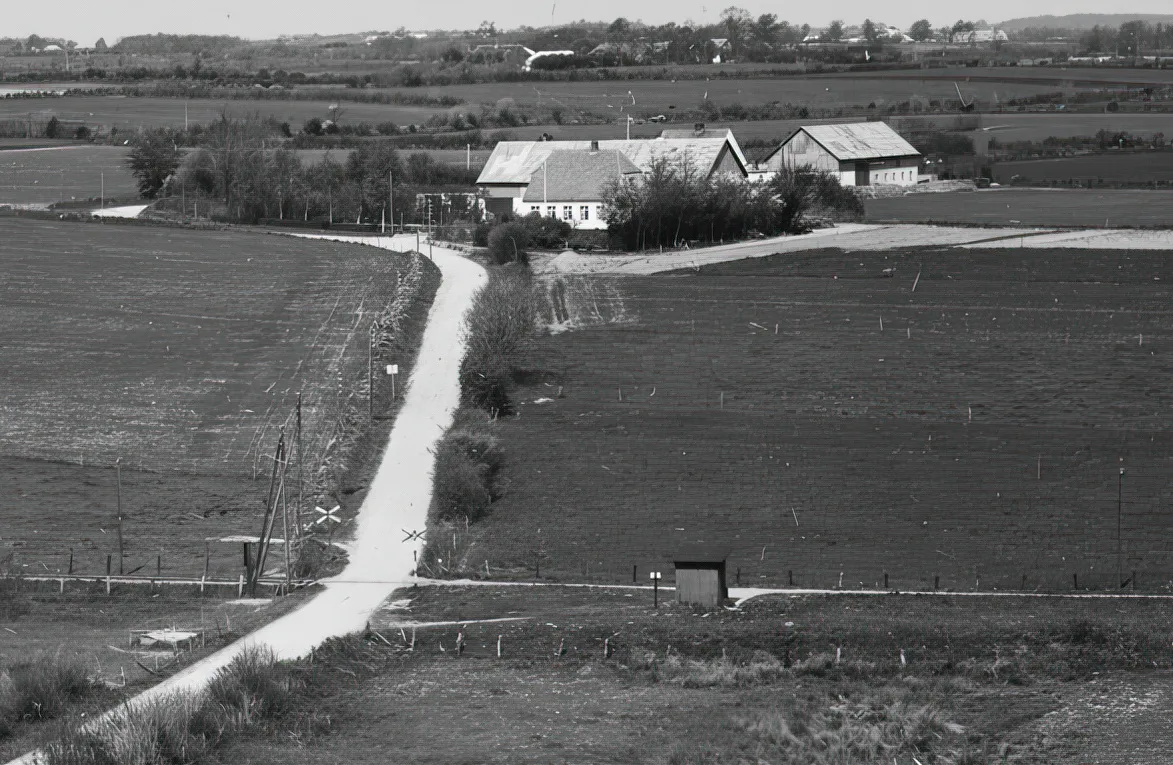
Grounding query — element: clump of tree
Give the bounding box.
[125,115,482,224]
[601,158,863,251]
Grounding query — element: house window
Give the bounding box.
[547,206,556,218]
[580,205,590,221]
[530,205,540,213]
[563,205,573,221]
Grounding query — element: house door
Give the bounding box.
[855,162,870,186]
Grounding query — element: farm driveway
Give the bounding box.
[536,224,1061,275]
[5,237,486,765]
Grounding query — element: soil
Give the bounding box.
[866,188,1173,227]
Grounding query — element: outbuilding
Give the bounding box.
[761,122,921,187]
[673,546,730,607]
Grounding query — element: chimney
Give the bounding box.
[590,140,599,152]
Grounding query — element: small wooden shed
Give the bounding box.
[673,546,729,607]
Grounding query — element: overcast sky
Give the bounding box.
[6,1,1172,44]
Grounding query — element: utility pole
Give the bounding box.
[1118,465,1125,586]
[100,173,104,209]
[115,459,124,574]
[296,392,303,538]
[368,322,375,420]
[389,170,394,233]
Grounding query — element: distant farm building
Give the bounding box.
[674,546,729,607]
[476,129,749,224]
[760,122,921,187]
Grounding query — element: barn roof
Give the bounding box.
[673,544,731,564]
[785,122,920,161]
[477,133,747,185]
[521,150,641,202]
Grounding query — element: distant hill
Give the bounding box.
[999,14,1173,32]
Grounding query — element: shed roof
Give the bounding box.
[784,122,920,162]
[477,133,747,185]
[521,150,641,202]
[673,544,731,564]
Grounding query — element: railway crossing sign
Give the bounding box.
[313,505,341,526]
[386,364,399,375]
[402,528,426,543]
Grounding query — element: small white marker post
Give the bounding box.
[650,571,662,608]
[386,364,399,400]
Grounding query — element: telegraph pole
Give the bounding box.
[115,459,124,574]
[388,170,394,233]
[1118,465,1125,586]
[368,322,375,420]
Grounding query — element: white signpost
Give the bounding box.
[386,364,399,400]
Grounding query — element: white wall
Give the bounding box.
[521,200,608,230]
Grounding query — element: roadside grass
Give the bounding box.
[0,651,93,740]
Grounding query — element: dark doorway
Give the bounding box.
[855,162,870,186]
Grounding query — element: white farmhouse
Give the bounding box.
[477,129,748,223]
[760,122,921,187]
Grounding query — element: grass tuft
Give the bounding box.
[0,650,93,739]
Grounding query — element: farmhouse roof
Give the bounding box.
[776,122,920,162]
[673,544,731,565]
[521,150,641,202]
[478,133,747,185]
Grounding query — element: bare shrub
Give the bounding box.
[431,411,504,523]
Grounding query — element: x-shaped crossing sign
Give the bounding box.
[402,528,426,543]
[313,505,342,527]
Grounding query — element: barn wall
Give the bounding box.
[710,144,747,177]
[768,131,839,174]
[676,568,722,607]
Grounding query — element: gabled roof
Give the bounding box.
[780,122,920,162]
[521,150,641,203]
[478,134,748,186]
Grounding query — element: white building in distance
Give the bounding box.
[759,122,921,187]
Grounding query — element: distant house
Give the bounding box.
[760,122,922,187]
[477,128,749,221]
[952,29,1008,45]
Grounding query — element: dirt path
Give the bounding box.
[5,236,485,765]
[536,223,1173,276]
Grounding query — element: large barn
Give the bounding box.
[760,122,922,187]
[476,128,748,225]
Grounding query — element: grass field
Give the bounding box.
[0,220,411,577]
[0,95,447,132]
[994,151,1173,183]
[448,247,1173,593]
[209,585,1173,764]
[866,188,1173,226]
[0,145,137,205]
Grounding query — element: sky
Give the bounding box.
[5,0,1173,44]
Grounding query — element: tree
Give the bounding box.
[908,19,933,42]
[951,19,976,41]
[752,13,780,47]
[609,17,631,36]
[126,132,180,198]
[44,116,60,139]
[94,37,108,51]
[862,19,880,44]
[303,117,323,136]
[826,20,844,42]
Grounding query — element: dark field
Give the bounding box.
[0,220,405,575]
[457,248,1173,593]
[0,146,137,205]
[994,151,1173,183]
[0,95,445,132]
[866,188,1173,227]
